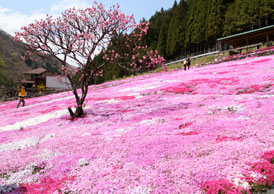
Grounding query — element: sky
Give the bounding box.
[0,0,175,35]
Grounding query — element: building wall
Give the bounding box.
[41,72,54,78]
[24,74,32,81]
[46,76,71,89]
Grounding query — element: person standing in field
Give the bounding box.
[184,57,191,71]
[16,85,26,108]
[184,59,188,71]
[186,57,191,70]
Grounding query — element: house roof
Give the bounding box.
[217,25,274,41]
[21,80,35,84]
[24,68,47,75]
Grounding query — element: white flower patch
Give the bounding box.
[232,177,250,190]
[208,105,216,110]
[219,105,244,113]
[81,132,91,137]
[207,111,215,115]
[0,184,18,193]
[78,158,90,167]
[236,116,250,121]
[249,171,264,179]
[0,163,39,193]
[38,149,58,161]
[103,128,130,141]
[227,172,250,190]
[131,92,140,96]
[99,99,120,104]
[235,96,244,101]
[0,109,67,132]
[119,82,161,92]
[0,137,39,152]
[41,134,55,142]
[25,95,73,109]
[131,92,143,99]
[5,167,33,184]
[0,134,55,152]
[126,186,152,194]
[140,118,161,126]
[162,79,180,83]
[260,94,274,99]
[208,105,244,114]
[0,107,90,132]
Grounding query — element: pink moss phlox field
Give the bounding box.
[0,55,274,193]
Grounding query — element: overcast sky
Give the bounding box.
[0,0,174,35]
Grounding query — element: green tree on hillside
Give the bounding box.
[223,2,238,36]
[157,7,174,58]
[146,9,167,50]
[185,0,209,54]
[166,0,188,58]
[0,60,13,87]
[259,0,274,26]
[223,0,260,36]
[206,0,225,45]
[238,0,259,30]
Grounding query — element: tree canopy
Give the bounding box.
[146,0,274,60]
[15,2,165,118]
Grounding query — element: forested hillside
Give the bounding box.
[146,0,274,60]
[0,29,61,87]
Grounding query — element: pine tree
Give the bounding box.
[223,2,237,36]
[259,0,274,26]
[166,0,190,58]
[157,14,171,57]
[185,0,209,54]
[206,0,225,43]
[165,1,179,59]
[184,0,195,53]
[233,0,259,32]
[146,9,166,50]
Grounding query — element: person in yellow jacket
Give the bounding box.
[16,85,26,108]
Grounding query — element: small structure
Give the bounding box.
[22,68,54,88]
[217,25,274,53]
[46,76,71,89]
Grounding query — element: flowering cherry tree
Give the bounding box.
[15,1,165,119]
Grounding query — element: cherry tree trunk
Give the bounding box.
[68,105,84,119]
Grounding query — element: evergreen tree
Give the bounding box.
[192,0,209,53]
[184,0,195,54]
[235,0,259,32]
[259,0,274,26]
[157,16,170,57]
[156,2,177,58]
[223,2,237,36]
[184,0,209,54]
[166,0,187,58]
[0,60,13,87]
[146,9,166,50]
[206,0,225,44]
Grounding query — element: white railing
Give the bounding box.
[165,51,220,66]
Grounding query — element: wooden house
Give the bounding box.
[22,68,54,88]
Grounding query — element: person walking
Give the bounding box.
[186,57,191,70]
[16,85,26,108]
[183,59,188,71]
